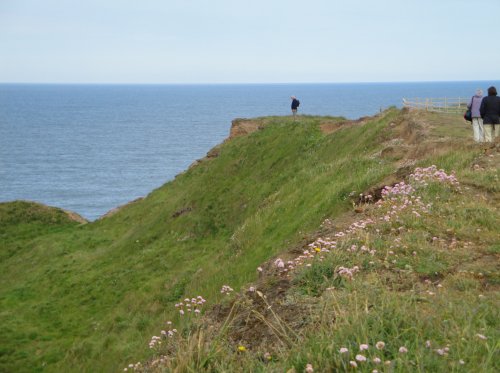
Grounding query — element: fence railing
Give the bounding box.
[402,97,469,114]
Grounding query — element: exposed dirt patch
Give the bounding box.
[205,278,313,351]
[62,209,88,224]
[172,207,193,218]
[229,118,266,140]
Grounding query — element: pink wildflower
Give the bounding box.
[339,347,349,354]
[349,361,358,368]
[220,285,234,295]
[399,346,408,353]
[305,363,314,373]
[436,349,446,356]
[355,354,367,362]
[274,258,285,269]
[375,341,385,350]
[359,344,369,351]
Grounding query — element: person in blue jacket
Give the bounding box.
[291,96,300,119]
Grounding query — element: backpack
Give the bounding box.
[464,96,473,122]
[296,100,300,107]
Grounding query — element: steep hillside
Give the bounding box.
[0,109,497,372]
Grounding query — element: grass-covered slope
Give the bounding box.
[122,113,498,373]
[1,109,497,372]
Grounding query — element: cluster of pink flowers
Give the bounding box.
[381,181,415,199]
[123,362,142,371]
[337,265,360,280]
[274,258,285,269]
[377,185,431,223]
[220,285,234,295]
[148,321,178,350]
[344,218,375,234]
[272,239,337,276]
[339,341,408,369]
[345,244,376,256]
[175,295,206,315]
[148,335,162,349]
[264,216,378,280]
[410,165,460,188]
[149,355,169,369]
[359,193,374,202]
[308,237,336,252]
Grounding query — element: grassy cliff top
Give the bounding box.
[0,109,498,372]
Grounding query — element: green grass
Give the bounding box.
[1,109,497,372]
[141,142,498,372]
[0,111,399,372]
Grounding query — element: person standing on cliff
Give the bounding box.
[291,96,300,119]
[479,86,500,143]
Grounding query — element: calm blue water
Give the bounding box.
[1,82,498,220]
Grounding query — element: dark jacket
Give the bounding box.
[291,99,300,110]
[479,95,500,124]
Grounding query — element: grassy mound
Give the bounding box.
[0,109,497,372]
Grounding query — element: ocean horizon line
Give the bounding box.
[1,79,499,86]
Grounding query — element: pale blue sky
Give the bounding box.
[1,0,499,83]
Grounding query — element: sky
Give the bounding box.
[1,0,499,84]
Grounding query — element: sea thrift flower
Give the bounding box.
[459,359,465,365]
[338,265,360,280]
[375,341,385,350]
[359,344,369,351]
[274,258,285,269]
[220,285,234,295]
[425,340,431,348]
[373,357,381,364]
[257,267,263,272]
[305,363,314,373]
[349,361,358,368]
[339,347,349,354]
[436,349,446,356]
[355,354,367,362]
[399,346,408,353]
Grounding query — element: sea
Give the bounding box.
[1,81,498,220]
